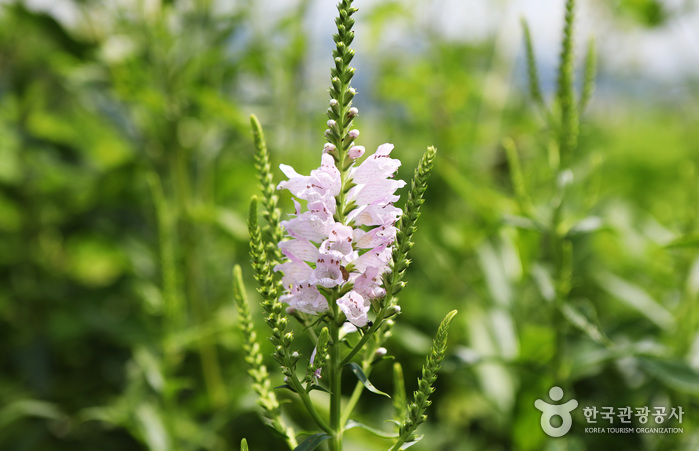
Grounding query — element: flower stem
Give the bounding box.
[340,305,389,367]
[330,305,343,451]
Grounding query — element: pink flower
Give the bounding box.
[275,143,404,326]
[352,266,386,300]
[310,256,345,288]
[337,291,370,327]
[279,283,329,314]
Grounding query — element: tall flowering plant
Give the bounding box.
[234,1,456,450]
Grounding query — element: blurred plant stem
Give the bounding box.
[522,0,583,385]
[171,135,227,408]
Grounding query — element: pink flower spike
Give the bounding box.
[348,145,365,159]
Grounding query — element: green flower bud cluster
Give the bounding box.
[251,115,284,265]
[305,327,330,388]
[385,146,437,299]
[325,0,359,170]
[233,265,297,449]
[391,310,457,451]
[248,198,295,370]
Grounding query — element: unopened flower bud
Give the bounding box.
[327,119,337,128]
[284,376,289,383]
[348,107,359,117]
[348,87,356,95]
[348,145,365,159]
[387,305,401,317]
[349,129,360,138]
[329,99,338,107]
[292,351,299,358]
[375,347,387,358]
[324,129,332,137]
[323,143,336,153]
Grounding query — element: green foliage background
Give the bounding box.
[0,0,697,450]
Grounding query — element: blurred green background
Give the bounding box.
[1,0,698,450]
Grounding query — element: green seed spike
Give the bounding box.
[521,18,545,109]
[557,0,579,164]
[250,114,284,266]
[233,266,298,449]
[385,146,437,298]
[391,310,458,451]
[248,197,296,369]
[326,0,359,166]
[579,37,596,115]
[248,197,278,306]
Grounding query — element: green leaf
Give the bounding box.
[392,362,407,425]
[664,232,699,249]
[292,433,332,451]
[135,403,170,451]
[502,214,541,231]
[594,271,674,329]
[0,399,63,429]
[531,264,555,303]
[400,435,424,449]
[345,419,399,438]
[566,216,605,237]
[638,356,699,394]
[346,362,390,398]
[274,384,298,393]
[559,300,611,347]
[307,384,331,394]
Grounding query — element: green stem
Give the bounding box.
[291,375,333,435]
[172,147,227,408]
[340,305,389,367]
[330,307,343,451]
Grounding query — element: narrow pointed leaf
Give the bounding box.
[274,384,298,393]
[292,433,332,451]
[392,362,407,424]
[346,363,390,398]
[400,435,424,449]
[345,419,399,438]
[307,384,331,394]
[638,356,699,394]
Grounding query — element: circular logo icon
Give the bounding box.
[534,386,579,437]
